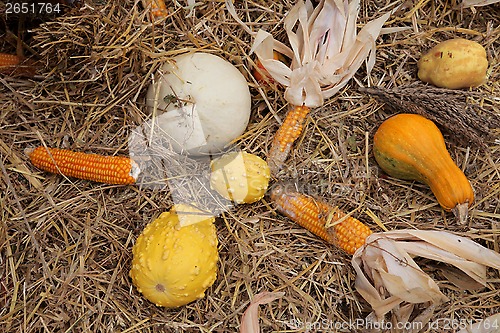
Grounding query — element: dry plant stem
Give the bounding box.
[359,84,499,150]
[453,202,470,225]
[270,183,373,255]
[268,105,310,175]
[27,147,140,185]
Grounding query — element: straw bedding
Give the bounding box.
[1,0,499,331]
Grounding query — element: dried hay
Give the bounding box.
[0,0,499,332]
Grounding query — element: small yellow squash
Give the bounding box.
[210,151,271,204]
[417,38,488,89]
[130,204,218,308]
[373,114,474,223]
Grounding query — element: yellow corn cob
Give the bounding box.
[142,0,168,17]
[270,183,372,255]
[0,53,21,67]
[268,105,310,175]
[27,147,140,185]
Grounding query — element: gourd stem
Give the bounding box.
[452,202,469,225]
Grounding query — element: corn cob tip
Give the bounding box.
[269,182,294,203]
[129,160,141,180]
[24,147,35,157]
[269,182,284,199]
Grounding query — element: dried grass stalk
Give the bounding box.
[360,83,500,150]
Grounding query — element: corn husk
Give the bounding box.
[239,291,285,333]
[352,230,500,319]
[364,304,436,333]
[227,0,394,108]
[461,0,500,7]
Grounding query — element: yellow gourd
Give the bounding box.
[417,38,488,89]
[373,114,474,223]
[210,151,271,204]
[130,204,218,307]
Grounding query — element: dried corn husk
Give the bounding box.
[240,291,285,333]
[352,230,500,319]
[254,0,391,107]
[227,0,394,107]
[461,0,500,7]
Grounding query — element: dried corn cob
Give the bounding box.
[252,51,288,83]
[0,53,37,77]
[270,183,372,255]
[268,105,310,175]
[142,0,168,17]
[27,147,140,185]
[0,53,21,67]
